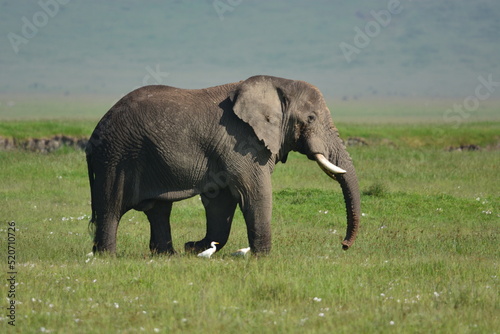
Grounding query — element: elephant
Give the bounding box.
[86,75,360,256]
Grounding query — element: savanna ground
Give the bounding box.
[0,98,499,333]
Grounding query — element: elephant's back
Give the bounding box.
[86,84,234,164]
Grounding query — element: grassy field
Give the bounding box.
[1,103,499,333]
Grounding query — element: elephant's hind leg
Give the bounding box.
[145,201,176,255]
[185,188,238,253]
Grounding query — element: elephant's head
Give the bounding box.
[230,75,360,249]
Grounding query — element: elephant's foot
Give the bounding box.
[92,242,117,256]
[185,240,217,254]
[150,241,177,256]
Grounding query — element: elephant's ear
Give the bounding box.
[230,77,284,155]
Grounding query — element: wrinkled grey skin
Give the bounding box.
[86,75,360,255]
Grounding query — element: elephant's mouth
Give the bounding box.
[314,153,346,179]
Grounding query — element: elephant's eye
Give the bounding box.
[307,114,316,123]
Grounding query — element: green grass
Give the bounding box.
[331,98,500,124]
[1,120,499,333]
[0,95,115,120]
[0,120,98,140]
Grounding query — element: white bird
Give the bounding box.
[231,247,251,257]
[197,242,219,258]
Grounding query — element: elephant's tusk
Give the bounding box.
[314,154,346,177]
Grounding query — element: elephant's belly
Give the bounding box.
[156,189,200,202]
[133,189,200,211]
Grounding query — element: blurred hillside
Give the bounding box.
[1,0,499,100]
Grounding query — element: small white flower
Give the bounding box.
[389,321,395,325]
[154,329,160,333]
[114,302,119,308]
[313,297,322,302]
[433,291,440,297]
[318,313,325,317]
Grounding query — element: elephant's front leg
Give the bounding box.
[240,178,273,254]
[185,187,238,253]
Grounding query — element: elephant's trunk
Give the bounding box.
[314,152,361,250]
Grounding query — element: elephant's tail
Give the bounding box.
[86,152,97,237]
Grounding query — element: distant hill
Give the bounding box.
[1,0,499,99]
